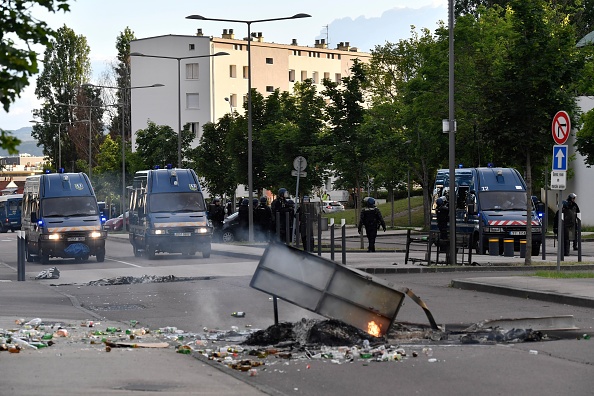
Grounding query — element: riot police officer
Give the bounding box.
[358,197,386,252]
[254,196,272,242]
[271,188,290,243]
[208,197,225,242]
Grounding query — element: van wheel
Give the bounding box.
[0,225,7,233]
[145,245,156,259]
[531,243,541,256]
[25,245,34,263]
[40,250,50,265]
[133,244,141,257]
[202,244,211,258]
[96,251,105,262]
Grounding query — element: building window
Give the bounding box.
[324,72,330,81]
[289,70,295,82]
[266,86,274,92]
[243,66,249,79]
[230,65,237,78]
[190,122,201,139]
[186,63,199,79]
[301,70,307,82]
[293,50,301,56]
[189,43,195,50]
[186,93,199,109]
[337,54,341,60]
[266,57,273,64]
[312,72,319,83]
[316,52,320,58]
[335,73,341,83]
[234,44,243,51]
[243,95,247,104]
[229,94,237,107]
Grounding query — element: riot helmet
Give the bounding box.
[367,197,376,207]
[363,196,370,206]
[241,198,249,206]
[436,197,444,207]
[278,188,289,199]
[259,196,268,204]
[568,193,576,201]
[213,197,221,203]
[253,198,259,206]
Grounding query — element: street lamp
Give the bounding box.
[186,13,311,242]
[404,140,412,227]
[447,0,456,264]
[130,52,229,168]
[82,83,164,228]
[224,97,233,116]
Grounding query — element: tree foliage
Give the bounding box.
[134,120,194,169]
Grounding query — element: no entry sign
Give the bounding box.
[552,111,571,145]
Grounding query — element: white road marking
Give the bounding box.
[105,258,143,268]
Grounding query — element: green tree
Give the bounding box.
[0,0,70,153]
[477,0,582,263]
[188,115,238,198]
[135,120,194,169]
[576,108,594,166]
[322,59,369,219]
[111,27,136,141]
[0,0,70,112]
[32,25,102,172]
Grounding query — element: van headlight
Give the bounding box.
[195,227,209,234]
[151,229,166,235]
[48,234,61,240]
[89,231,103,238]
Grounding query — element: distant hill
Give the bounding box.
[0,126,44,157]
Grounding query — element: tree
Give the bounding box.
[32,25,102,172]
[134,120,194,169]
[478,0,583,263]
[188,115,238,198]
[576,108,594,166]
[112,27,136,141]
[0,0,70,153]
[0,0,70,112]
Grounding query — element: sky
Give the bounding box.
[0,0,448,131]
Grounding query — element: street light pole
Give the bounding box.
[186,13,311,242]
[130,52,229,168]
[448,0,456,264]
[82,83,164,227]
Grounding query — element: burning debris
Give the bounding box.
[243,319,383,347]
[86,275,197,286]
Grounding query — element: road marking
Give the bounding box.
[106,258,143,268]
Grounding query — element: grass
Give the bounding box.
[322,196,425,228]
[533,270,594,279]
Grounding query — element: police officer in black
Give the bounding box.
[436,197,449,240]
[208,197,225,242]
[237,198,250,241]
[358,197,386,252]
[271,188,290,243]
[254,196,272,242]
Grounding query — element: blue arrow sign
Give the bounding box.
[552,145,567,171]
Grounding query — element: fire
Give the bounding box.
[367,321,381,337]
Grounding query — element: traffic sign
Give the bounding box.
[291,170,307,177]
[552,111,571,144]
[552,145,568,171]
[293,156,307,171]
[550,171,566,190]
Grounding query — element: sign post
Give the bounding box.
[552,111,570,271]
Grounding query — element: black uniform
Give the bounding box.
[358,207,386,252]
[238,200,250,241]
[254,202,272,242]
[554,201,573,255]
[297,207,314,251]
[209,202,225,241]
[436,201,449,240]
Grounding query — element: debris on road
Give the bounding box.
[35,267,60,279]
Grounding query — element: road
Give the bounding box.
[2,232,594,395]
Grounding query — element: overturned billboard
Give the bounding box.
[250,243,406,337]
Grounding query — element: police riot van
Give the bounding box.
[431,166,543,255]
[0,193,23,232]
[22,172,106,263]
[128,167,212,259]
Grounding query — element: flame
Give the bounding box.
[367,320,381,337]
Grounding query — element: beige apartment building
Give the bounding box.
[129,29,371,150]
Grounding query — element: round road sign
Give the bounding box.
[552,111,571,145]
[293,156,307,171]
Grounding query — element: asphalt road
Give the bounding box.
[2,233,594,395]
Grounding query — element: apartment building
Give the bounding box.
[129,30,371,150]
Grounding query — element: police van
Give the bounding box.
[128,167,212,258]
[0,193,23,232]
[21,172,106,263]
[431,166,543,255]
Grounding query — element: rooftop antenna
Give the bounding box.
[323,24,329,46]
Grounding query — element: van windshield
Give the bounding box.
[149,192,205,213]
[42,196,99,217]
[479,191,527,211]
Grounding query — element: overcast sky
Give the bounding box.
[0,0,448,131]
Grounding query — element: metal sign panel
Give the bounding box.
[552,111,571,145]
[550,171,566,190]
[552,145,568,171]
[250,243,405,337]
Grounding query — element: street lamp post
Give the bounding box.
[404,140,412,227]
[224,97,233,115]
[130,52,229,168]
[82,83,164,227]
[186,13,311,242]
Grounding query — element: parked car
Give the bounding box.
[104,212,130,231]
[322,201,345,214]
[222,212,243,243]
